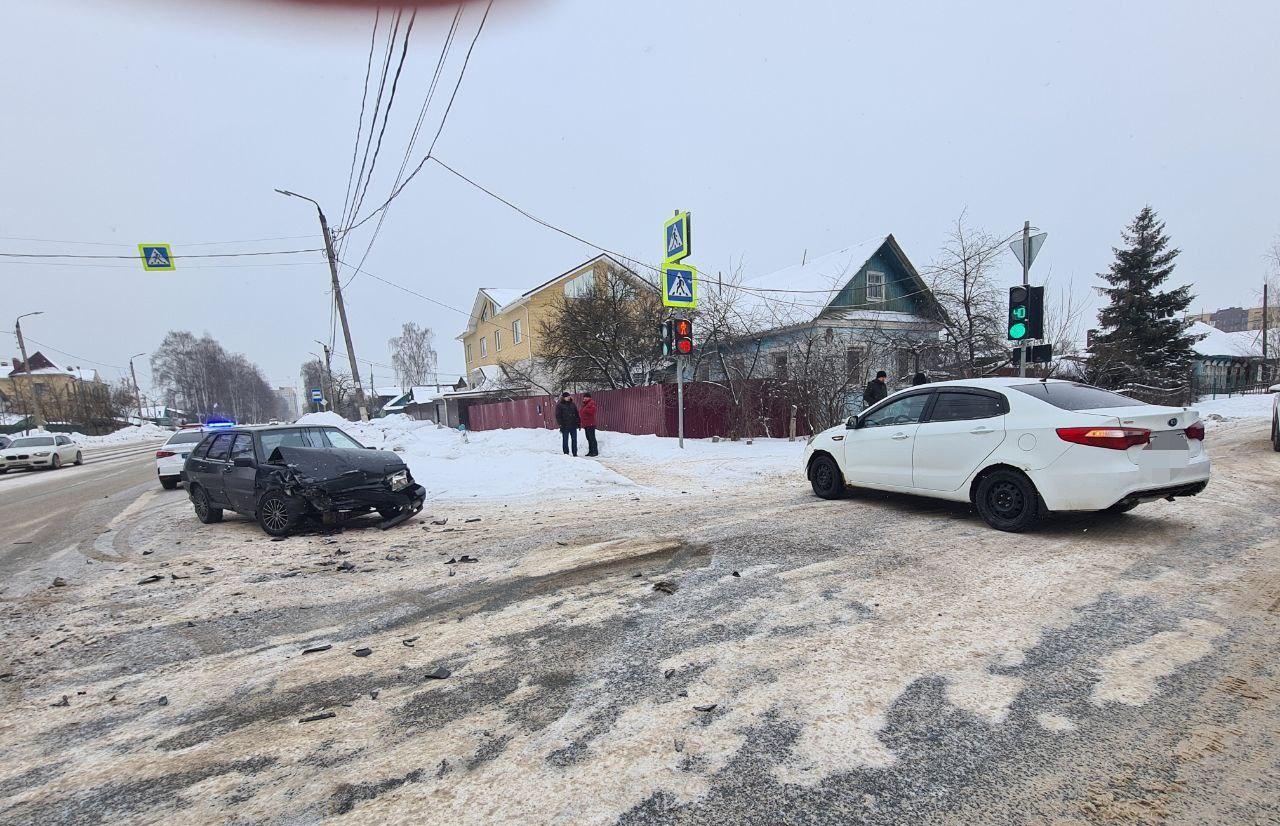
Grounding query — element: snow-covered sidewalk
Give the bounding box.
[296,412,807,503]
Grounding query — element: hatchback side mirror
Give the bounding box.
[233,456,256,468]
[846,415,859,430]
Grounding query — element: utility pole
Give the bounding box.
[14,311,45,431]
[129,352,146,426]
[1263,282,1270,383]
[1019,220,1030,378]
[277,188,369,421]
[313,341,334,412]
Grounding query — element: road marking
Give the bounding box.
[110,488,159,529]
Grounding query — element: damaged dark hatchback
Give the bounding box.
[183,424,426,536]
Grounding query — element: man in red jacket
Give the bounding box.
[580,392,599,457]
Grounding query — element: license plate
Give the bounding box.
[180,453,189,459]
[1146,431,1189,451]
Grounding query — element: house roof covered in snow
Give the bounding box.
[7,351,100,382]
[1189,321,1263,359]
[456,254,656,340]
[721,234,936,331]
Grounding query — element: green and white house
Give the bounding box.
[710,234,942,398]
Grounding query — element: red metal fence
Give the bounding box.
[466,382,813,440]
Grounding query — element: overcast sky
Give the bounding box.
[3,0,1278,396]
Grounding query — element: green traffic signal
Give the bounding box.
[1009,322,1027,340]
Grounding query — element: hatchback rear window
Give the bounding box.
[1011,382,1144,410]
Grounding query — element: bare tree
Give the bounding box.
[531,267,666,391]
[922,213,1008,378]
[388,322,439,388]
[151,331,278,423]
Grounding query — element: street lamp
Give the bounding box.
[276,188,369,420]
[129,352,146,426]
[14,311,45,431]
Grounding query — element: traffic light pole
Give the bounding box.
[1019,220,1030,378]
[676,354,685,449]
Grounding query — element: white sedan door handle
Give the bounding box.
[891,432,910,441]
[970,427,994,435]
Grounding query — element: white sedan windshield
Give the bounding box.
[10,436,55,447]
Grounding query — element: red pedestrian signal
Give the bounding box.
[673,319,694,355]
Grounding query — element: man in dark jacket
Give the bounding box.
[580,393,599,457]
[554,392,580,456]
[863,370,889,407]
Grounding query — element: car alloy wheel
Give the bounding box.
[261,497,291,533]
[193,489,209,519]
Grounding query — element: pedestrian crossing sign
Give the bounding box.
[662,263,698,309]
[138,243,175,272]
[664,212,691,263]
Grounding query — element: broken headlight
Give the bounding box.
[388,470,410,491]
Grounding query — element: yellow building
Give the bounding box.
[456,254,651,392]
[0,351,109,426]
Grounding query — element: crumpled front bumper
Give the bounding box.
[297,481,426,529]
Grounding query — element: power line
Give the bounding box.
[348,9,417,241]
[0,247,323,261]
[0,330,126,371]
[0,233,319,248]
[341,0,493,237]
[342,4,464,289]
[0,259,328,270]
[338,8,382,241]
[341,9,403,245]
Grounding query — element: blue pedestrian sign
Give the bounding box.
[664,212,691,263]
[310,388,324,403]
[138,243,175,272]
[662,263,698,309]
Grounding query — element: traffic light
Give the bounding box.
[1008,285,1044,341]
[663,319,694,356]
[673,318,694,355]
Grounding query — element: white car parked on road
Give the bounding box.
[0,433,83,473]
[803,378,1210,531]
[156,428,207,489]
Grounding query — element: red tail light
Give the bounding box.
[156,450,176,458]
[1056,426,1150,450]
[1184,422,1205,441]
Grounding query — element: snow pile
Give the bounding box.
[63,423,172,447]
[1193,392,1274,423]
[295,412,806,502]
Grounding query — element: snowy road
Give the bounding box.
[0,422,1277,824]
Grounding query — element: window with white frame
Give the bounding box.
[512,318,522,344]
[481,302,490,321]
[564,271,594,298]
[466,342,472,363]
[495,329,502,351]
[866,270,885,303]
[480,336,488,357]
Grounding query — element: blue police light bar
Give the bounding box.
[202,415,237,429]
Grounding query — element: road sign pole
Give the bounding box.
[1020,220,1030,378]
[677,353,685,449]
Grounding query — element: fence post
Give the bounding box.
[788,405,797,442]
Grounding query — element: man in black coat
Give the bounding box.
[863,370,889,408]
[554,392,580,456]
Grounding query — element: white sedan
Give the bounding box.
[155,428,207,489]
[0,432,83,472]
[803,378,1210,531]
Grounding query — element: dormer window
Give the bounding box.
[866,271,885,303]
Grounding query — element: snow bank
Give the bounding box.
[1193,392,1274,422]
[66,423,172,447]
[296,412,806,502]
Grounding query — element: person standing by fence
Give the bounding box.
[580,392,599,457]
[555,392,580,456]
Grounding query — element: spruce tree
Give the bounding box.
[1087,206,1197,388]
